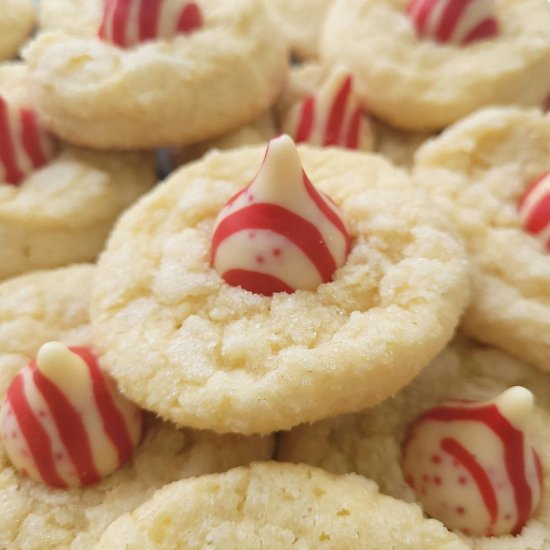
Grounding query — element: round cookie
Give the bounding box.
[94,462,467,550]
[277,336,550,549]
[320,0,550,131]
[91,143,470,435]
[27,0,288,149]
[413,107,550,373]
[0,63,156,280]
[0,265,274,550]
[0,0,36,61]
[263,0,334,61]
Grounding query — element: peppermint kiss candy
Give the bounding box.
[0,343,143,488]
[99,0,203,48]
[0,96,56,186]
[518,171,550,252]
[211,135,351,296]
[402,387,543,537]
[407,0,499,46]
[281,67,374,150]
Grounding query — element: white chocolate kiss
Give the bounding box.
[408,0,499,46]
[281,66,374,151]
[211,135,350,295]
[0,343,142,488]
[402,387,542,537]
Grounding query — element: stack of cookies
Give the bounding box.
[1,1,549,548]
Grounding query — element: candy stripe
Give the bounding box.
[222,269,295,296]
[138,0,162,42]
[303,173,351,255]
[518,173,547,208]
[212,203,337,283]
[98,0,117,41]
[20,109,47,169]
[112,0,132,47]
[32,365,101,486]
[0,98,24,184]
[346,107,362,150]
[324,75,352,146]
[463,17,498,44]
[6,372,66,487]
[524,194,550,234]
[295,96,315,143]
[437,0,471,42]
[424,404,533,535]
[441,437,498,527]
[413,0,440,35]
[177,2,203,34]
[76,347,136,465]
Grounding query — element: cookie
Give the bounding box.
[413,107,550,372]
[263,0,334,61]
[0,0,36,61]
[320,0,550,131]
[0,63,156,280]
[278,336,550,548]
[0,265,274,550]
[91,140,470,434]
[93,462,467,549]
[27,0,288,149]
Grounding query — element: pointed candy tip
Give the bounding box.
[494,386,534,426]
[36,342,76,376]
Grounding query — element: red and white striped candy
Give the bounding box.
[518,171,550,252]
[0,97,56,186]
[402,387,542,537]
[211,135,351,296]
[407,0,499,46]
[0,343,143,488]
[98,0,203,48]
[281,68,373,151]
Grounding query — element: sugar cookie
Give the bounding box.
[91,141,469,434]
[414,107,550,372]
[94,462,468,550]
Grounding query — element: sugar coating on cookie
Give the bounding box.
[211,136,350,295]
[0,63,156,281]
[91,145,469,435]
[321,0,550,130]
[0,0,36,60]
[94,462,468,550]
[1,343,143,488]
[278,337,550,549]
[26,0,288,149]
[402,387,543,537]
[414,107,550,373]
[0,266,274,550]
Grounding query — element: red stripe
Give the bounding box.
[463,17,498,45]
[138,0,162,42]
[425,404,534,535]
[0,97,24,185]
[222,269,295,296]
[111,0,132,47]
[33,364,101,486]
[524,192,550,235]
[406,0,425,16]
[346,107,362,150]
[295,96,315,143]
[212,203,337,283]
[98,0,118,41]
[414,0,439,36]
[436,0,472,42]
[324,75,352,147]
[441,437,498,527]
[7,371,67,487]
[71,347,137,468]
[303,172,351,256]
[177,2,203,34]
[518,173,548,209]
[20,109,47,169]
